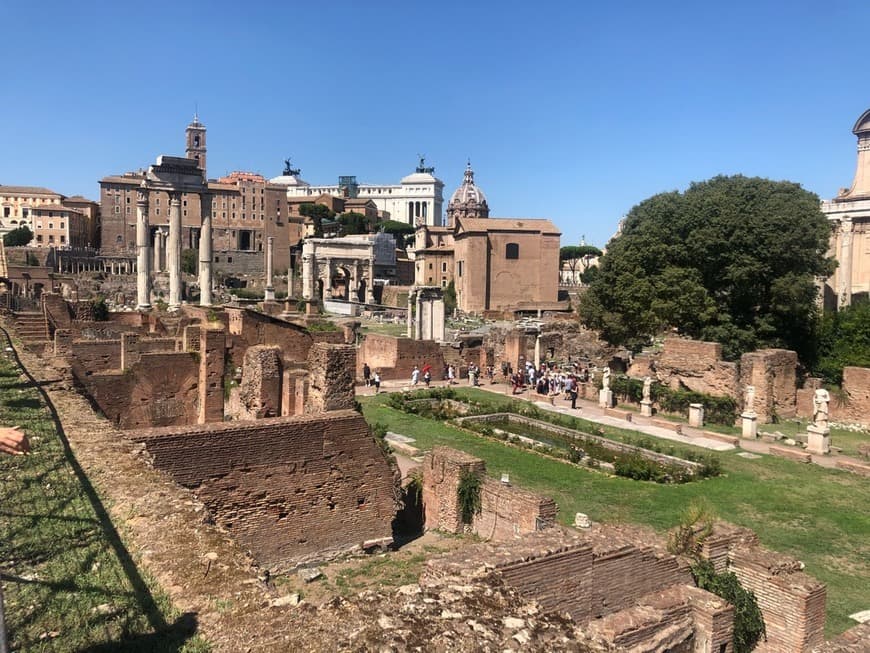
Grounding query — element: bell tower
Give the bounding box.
[185,113,207,179]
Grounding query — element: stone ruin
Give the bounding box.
[23,293,399,568]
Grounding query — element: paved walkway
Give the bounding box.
[359,378,864,472]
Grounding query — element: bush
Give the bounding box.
[692,559,766,653]
[457,469,482,525]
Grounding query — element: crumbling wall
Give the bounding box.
[237,345,282,419]
[306,343,356,413]
[357,334,444,381]
[799,367,870,426]
[422,447,556,540]
[69,340,122,376]
[130,411,398,568]
[225,307,313,368]
[656,338,739,398]
[700,522,826,653]
[739,349,797,421]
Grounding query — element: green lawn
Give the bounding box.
[361,388,870,636]
[0,351,209,652]
[758,419,868,458]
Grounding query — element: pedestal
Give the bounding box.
[806,425,831,455]
[741,411,758,439]
[598,389,613,408]
[640,400,653,417]
[688,403,705,428]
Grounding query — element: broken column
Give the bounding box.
[741,385,758,439]
[239,345,283,418]
[366,256,376,304]
[198,326,225,424]
[153,229,164,272]
[168,192,182,310]
[199,194,213,306]
[406,288,415,338]
[305,343,356,413]
[264,236,275,301]
[135,186,151,310]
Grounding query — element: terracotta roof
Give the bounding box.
[32,205,83,215]
[0,185,62,197]
[65,195,97,203]
[456,217,561,235]
[100,174,144,185]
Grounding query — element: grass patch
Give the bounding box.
[759,419,868,458]
[360,388,870,636]
[0,351,209,652]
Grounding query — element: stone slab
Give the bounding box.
[736,452,762,459]
[769,446,812,463]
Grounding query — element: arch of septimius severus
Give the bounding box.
[821,109,870,309]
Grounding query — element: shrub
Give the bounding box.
[692,560,766,653]
[457,469,482,525]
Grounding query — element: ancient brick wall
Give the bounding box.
[306,343,356,413]
[357,334,445,381]
[739,349,798,421]
[700,522,826,653]
[225,308,313,368]
[310,330,346,345]
[657,338,739,398]
[84,351,200,428]
[730,547,826,653]
[838,367,870,425]
[130,411,397,568]
[237,345,282,419]
[69,340,122,375]
[198,327,226,424]
[422,447,557,540]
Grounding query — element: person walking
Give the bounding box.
[373,370,381,394]
[411,365,420,386]
[362,362,371,387]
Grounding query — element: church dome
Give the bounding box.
[447,161,489,225]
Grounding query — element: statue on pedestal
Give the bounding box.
[602,367,611,391]
[812,388,831,431]
[744,385,756,414]
[642,376,652,402]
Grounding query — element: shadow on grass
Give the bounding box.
[0,326,202,652]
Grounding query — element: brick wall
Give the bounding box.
[306,343,356,413]
[237,345,282,419]
[225,307,313,368]
[198,327,226,424]
[357,334,445,381]
[658,338,739,398]
[130,411,397,568]
[70,340,122,375]
[422,447,556,540]
[699,522,826,653]
[739,349,798,421]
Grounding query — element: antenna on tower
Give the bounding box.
[194,102,199,123]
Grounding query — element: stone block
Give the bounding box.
[598,388,613,408]
[741,412,758,439]
[806,427,831,455]
[640,399,653,417]
[688,403,704,427]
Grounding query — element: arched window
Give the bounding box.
[194,135,200,147]
[505,243,519,259]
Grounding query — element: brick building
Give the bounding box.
[0,185,64,237]
[99,116,302,276]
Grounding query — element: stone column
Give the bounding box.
[534,334,542,368]
[407,288,415,338]
[135,187,151,310]
[366,257,376,304]
[199,195,213,306]
[323,257,333,299]
[415,290,423,340]
[264,235,275,301]
[838,218,853,309]
[301,251,313,300]
[168,192,182,310]
[153,230,163,272]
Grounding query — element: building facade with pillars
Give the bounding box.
[821,108,870,309]
[100,117,297,278]
[277,158,445,227]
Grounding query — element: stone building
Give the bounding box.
[278,157,445,226]
[821,108,870,308]
[0,185,65,237]
[99,116,300,277]
[301,232,397,304]
[30,204,88,248]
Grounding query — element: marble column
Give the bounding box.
[168,193,182,309]
[199,195,213,306]
[323,257,333,299]
[264,236,275,301]
[407,288,415,338]
[838,218,853,309]
[135,188,151,310]
[366,257,376,304]
[301,253,313,300]
[415,291,423,340]
[153,229,164,272]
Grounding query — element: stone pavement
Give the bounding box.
[359,378,866,472]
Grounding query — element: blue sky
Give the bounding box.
[2,0,869,247]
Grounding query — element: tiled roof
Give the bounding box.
[456,217,561,235]
[0,185,62,197]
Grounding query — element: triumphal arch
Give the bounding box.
[301,232,396,304]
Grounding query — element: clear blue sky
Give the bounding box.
[2,0,869,248]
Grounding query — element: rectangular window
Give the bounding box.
[36,235,43,243]
[60,222,64,229]
[441,262,447,272]
[458,261,464,277]
[48,223,53,229]
[60,235,66,243]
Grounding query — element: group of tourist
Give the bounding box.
[361,362,381,393]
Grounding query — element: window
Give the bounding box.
[60,235,66,243]
[214,256,220,263]
[114,206,120,214]
[36,235,43,243]
[59,222,64,229]
[49,223,54,229]
[441,262,447,272]
[428,263,433,270]
[457,261,464,277]
[48,235,54,243]
[505,243,519,259]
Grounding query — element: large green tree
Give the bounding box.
[381,220,415,248]
[580,175,834,361]
[3,225,33,247]
[299,203,335,238]
[560,244,602,282]
[813,300,870,384]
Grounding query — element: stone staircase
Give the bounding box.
[13,310,50,349]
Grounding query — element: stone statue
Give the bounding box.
[744,385,756,412]
[283,157,301,177]
[602,367,611,391]
[812,388,831,430]
[642,376,652,402]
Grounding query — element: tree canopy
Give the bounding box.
[3,225,33,247]
[580,175,834,361]
[381,220,415,248]
[813,300,870,384]
[560,245,602,282]
[337,212,377,236]
[299,203,335,238]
